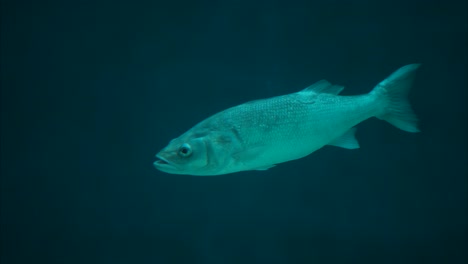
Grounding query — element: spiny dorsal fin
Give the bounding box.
[301,80,344,95]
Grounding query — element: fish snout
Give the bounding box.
[153,153,178,171]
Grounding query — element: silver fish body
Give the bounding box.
[154,64,420,176]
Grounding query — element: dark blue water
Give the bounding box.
[1,0,466,263]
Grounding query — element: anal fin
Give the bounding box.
[328,128,360,149]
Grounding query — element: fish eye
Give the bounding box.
[178,143,192,157]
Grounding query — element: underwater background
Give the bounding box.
[1,0,467,263]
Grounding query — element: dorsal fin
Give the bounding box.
[301,80,344,95]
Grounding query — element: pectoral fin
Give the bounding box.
[328,128,360,149]
[254,165,276,171]
[232,145,267,161]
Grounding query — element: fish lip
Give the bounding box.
[154,155,177,170]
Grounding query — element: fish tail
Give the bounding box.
[371,64,421,133]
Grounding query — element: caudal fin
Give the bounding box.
[371,64,421,133]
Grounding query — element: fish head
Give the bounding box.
[154,129,241,176]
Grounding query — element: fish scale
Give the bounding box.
[210,93,376,169]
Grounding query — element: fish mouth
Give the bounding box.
[153,155,177,171]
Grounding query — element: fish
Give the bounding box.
[154,64,420,176]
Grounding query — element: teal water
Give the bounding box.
[1,0,466,263]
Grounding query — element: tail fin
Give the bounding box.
[371,64,421,133]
